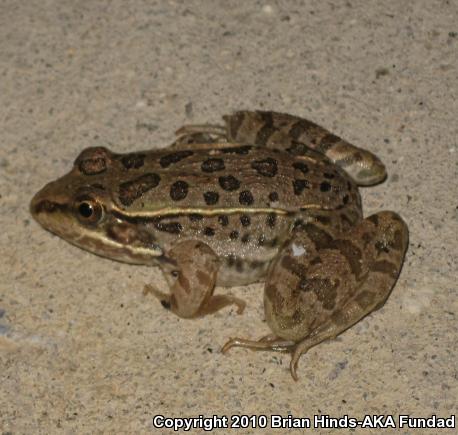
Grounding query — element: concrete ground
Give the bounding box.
[0,0,456,433]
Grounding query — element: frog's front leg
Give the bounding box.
[147,240,245,318]
[171,124,228,148]
[223,211,408,380]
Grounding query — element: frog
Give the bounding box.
[30,110,408,380]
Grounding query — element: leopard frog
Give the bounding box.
[30,111,408,379]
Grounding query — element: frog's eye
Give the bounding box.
[75,197,104,224]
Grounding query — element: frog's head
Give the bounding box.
[30,147,163,264]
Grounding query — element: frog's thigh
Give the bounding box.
[157,240,244,318]
[266,211,408,378]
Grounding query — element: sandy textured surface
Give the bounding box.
[1,0,456,433]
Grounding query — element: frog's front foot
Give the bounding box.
[173,124,227,147]
[151,240,248,318]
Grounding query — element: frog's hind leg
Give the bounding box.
[288,213,408,379]
[237,211,407,380]
[222,334,296,354]
[221,110,387,186]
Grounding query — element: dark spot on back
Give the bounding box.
[320,182,332,192]
[240,215,250,227]
[292,161,309,175]
[239,190,254,205]
[219,175,240,191]
[170,180,189,201]
[119,173,161,206]
[218,215,229,226]
[203,191,219,205]
[251,157,278,177]
[204,227,215,236]
[293,179,310,195]
[201,158,225,173]
[121,153,146,170]
[343,195,349,204]
[266,213,277,228]
[230,230,239,240]
[323,172,335,179]
[160,150,193,168]
[269,191,279,202]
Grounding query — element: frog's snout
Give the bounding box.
[30,182,70,229]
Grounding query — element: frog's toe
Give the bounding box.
[221,336,294,354]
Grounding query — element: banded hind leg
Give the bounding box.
[175,110,386,186]
[222,211,408,380]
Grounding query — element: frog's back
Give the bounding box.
[95,145,360,214]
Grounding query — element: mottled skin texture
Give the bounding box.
[30,110,408,380]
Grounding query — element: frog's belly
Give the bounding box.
[216,258,271,287]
